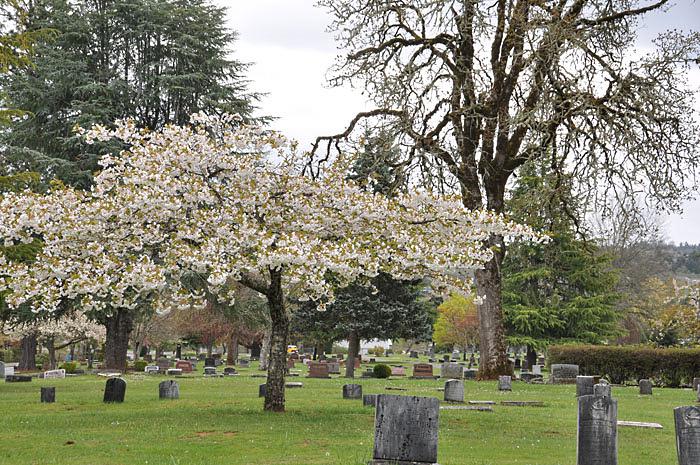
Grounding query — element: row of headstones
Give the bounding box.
[38,379,180,403]
[363,387,700,465]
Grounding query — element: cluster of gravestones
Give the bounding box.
[38,378,181,404]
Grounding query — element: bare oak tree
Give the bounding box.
[315,0,700,377]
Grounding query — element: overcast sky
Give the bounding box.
[221,0,700,244]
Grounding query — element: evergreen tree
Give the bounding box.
[1,0,260,189]
[502,161,620,367]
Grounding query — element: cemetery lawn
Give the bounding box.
[0,367,693,465]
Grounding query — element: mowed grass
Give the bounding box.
[0,362,695,465]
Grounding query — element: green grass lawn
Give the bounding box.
[0,361,694,465]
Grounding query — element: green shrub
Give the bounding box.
[332,345,348,356]
[373,363,391,378]
[0,348,16,362]
[60,361,79,374]
[548,345,700,387]
[133,360,148,372]
[369,346,385,356]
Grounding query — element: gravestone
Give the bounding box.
[444,379,464,403]
[238,359,250,368]
[693,377,700,392]
[0,361,5,379]
[594,383,612,398]
[103,378,126,403]
[326,362,341,374]
[577,394,617,465]
[538,356,545,365]
[175,360,192,373]
[514,358,521,369]
[203,367,217,375]
[287,358,295,369]
[674,406,700,465]
[43,369,66,379]
[308,362,330,378]
[166,368,182,376]
[5,366,15,377]
[521,372,543,383]
[412,363,434,379]
[410,351,419,358]
[258,383,266,397]
[551,364,579,384]
[41,387,56,403]
[441,362,463,379]
[286,382,303,388]
[223,367,237,376]
[697,385,700,403]
[204,357,215,367]
[6,375,31,382]
[576,376,595,397]
[498,375,512,391]
[464,369,477,380]
[363,394,378,407]
[144,365,159,374]
[157,358,172,373]
[342,384,362,399]
[639,379,653,395]
[159,380,179,400]
[390,366,406,376]
[370,395,439,465]
[532,364,542,375]
[361,369,375,378]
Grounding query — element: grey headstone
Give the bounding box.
[224,367,237,376]
[258,383,266,398]
[41,387,55,403]
[441,362,463,379]
[551,364,579,384]
[204,366,217,375]
[577,394,618,465]
[0,361,5,379]
[444,379,464,403]
[697,385,700,403]
[238,359,250,367]
[674,406,700,465]
[144,365,159,374]
[577,376,595,397]
[639,379,653,395]
[166,368,182,376]
[521,372,543,383]
[532,364,542,375]
[498,375,512,391]
[159,380,179,400]
[342,384,362,399]
[464,369,477,379]
[594,383,612,398]
[363,394,378,407]
[5,374,31,382]
[693,378,700,392]
[204,357,215,367]
[371,395,439,465]
[103,378,126,403]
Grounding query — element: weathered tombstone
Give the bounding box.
[441,362,463,379]
[551,364,579,384]
[577,394,617,465]
[308,362,330,379]
[576,376,595,397]
[693,377,700,393]
[464,369,478,380]
[6,374,31,382]
[363,394,378,407]
[223,367,237,376]
[342,384,362,399]
[238,359,250,368]
[361,369,375,378]
[203,366,217,375]
[498,375,512,391]
[258,383,266,397]
[674,406,700,465]
[639,379,653,395]
[370,395,439,465]
[159,380,179,400]
[521,372,544,383]
[103,378,126,403]
[175,360,192,373]
[327,362,341,374]
[412,363,434,379]
[594,383,612,398]
[144,365,159,374]
[204,357,215,367]
[514,358,522,369]
[390,366,406,376]
[166,368,182,376]
[157,358,171,373]
[287,358,295,369]
[41,387,56,403]
[43,369,66,379]
[444,379,464,403]
[532,364,542,375]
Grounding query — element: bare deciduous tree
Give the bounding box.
[315,0,700,377]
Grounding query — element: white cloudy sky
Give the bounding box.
[220,0,700,244]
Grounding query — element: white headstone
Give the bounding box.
[43,369,66,379]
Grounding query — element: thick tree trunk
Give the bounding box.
[133,341,140,362]
[264,268,288,412]
[227,333,239,365]
[475,238,511,379]
[47,338,56,370]
[345,331,359,378]
[19,333,37,371]
[103,309,134,371]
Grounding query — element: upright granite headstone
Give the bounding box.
[639,379,653,395]
[175,360,193,373]
[144,365,159,374]
[577,394,617,465]
[308,362,330,379]
[674,406,700,465]
[204,357,215,368]
[43,369,66,379]
[41,387,56,403]
[204,366,217,375]
[464,369,478,380]
[412,363,434,379]
[693,377,700,393]
[103,378,126,403]
[342,384,362,399]
[498,375,512,391]
[390,366,406,376]
[363,394,378,407]
[593,382,612,398]
[441,362,464,379]
[532,364,542,375]
[576,376,595,397]
[258,383,267,398]
[444,379,464,403]
[159,380,179,400]
[238,359,250,368]
[223,367,237,376]
[157,358,172,373]
[551,364,579,384]
[370,395,439,465]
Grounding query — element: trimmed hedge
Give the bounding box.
[548,345,700,387]
[373,364,391,379]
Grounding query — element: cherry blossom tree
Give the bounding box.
[0,114,540,411]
